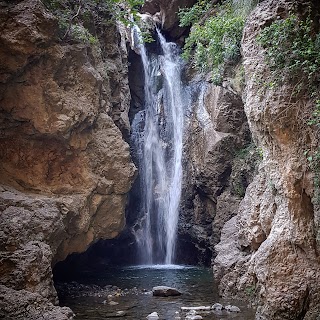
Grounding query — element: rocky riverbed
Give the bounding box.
[54,265,255,319]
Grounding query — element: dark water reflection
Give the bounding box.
[57,265,255,319]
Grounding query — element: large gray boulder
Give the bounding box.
[152,286,182,297]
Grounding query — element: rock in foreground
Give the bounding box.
[152,286,182,297]
[146,311,159,319]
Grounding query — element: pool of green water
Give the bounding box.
[57,265,255,319]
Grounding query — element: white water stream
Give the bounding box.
[131,28,187,264]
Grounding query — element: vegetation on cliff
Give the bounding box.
[257,13,320,93]
[42,0,144,44]
[257,11,320,206]
[178,0,257,85]
[306,100,320,209]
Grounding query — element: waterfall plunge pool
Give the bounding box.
[55,265,255,319]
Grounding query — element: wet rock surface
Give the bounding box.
[55,282,142,299]
[152,286,182,297]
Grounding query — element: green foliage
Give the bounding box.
[257,14,320,92]
[235,143,254,159]
[234,182,246,198]
[42,0,144,43]
[235,143,263,160]
[178,0,211,27]
[70,24,98,44]
[308,100,320,127]
[113,0,145,26]
[305,100,320,205]
[257,13,320,205]
[181,0,256,85]
[245,285,256,298]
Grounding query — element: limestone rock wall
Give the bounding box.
[214,0,320,319]
[178,76,257,264]
[141,0,197,41]
[0,0,136,318]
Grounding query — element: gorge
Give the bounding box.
[0,0,320,319]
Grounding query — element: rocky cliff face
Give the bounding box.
[141,0,196,41]
[139,0,260,269]
[214,0,320,319]
[0,0,136,318]
[178,77,257,265]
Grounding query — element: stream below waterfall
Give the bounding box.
[55,27,256,320]
[56,265,255,319]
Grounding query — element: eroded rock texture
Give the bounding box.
[178,74,258,264]
[141,0,197,41]
[0,0,136,318]
[214,0,320,319]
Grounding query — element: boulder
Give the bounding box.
[211,303,223,311]
[225,305,240,312]
[152,286,182,297]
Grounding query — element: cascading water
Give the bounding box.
[131,28,187,265]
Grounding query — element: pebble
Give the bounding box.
[185,316,203,320]
[109,301,119,306]
[146,311,159,319]
[211,303,223,311]
[186,310,196,316]
[225,305,241,312]
[174,310,181,319]
[116,311,126,316]
[181,306,211,311]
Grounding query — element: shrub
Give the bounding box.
[42,0,144,43]
[180,0,257,85]
[257,14,320,93]
[257,13,320,205]
[178,0,211,27]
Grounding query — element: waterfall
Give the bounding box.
[131,28,187,265]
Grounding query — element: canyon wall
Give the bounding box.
[214,0,320,319]
[0,0,136,318]
[178,76,258,264]
[1,0,320,319]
